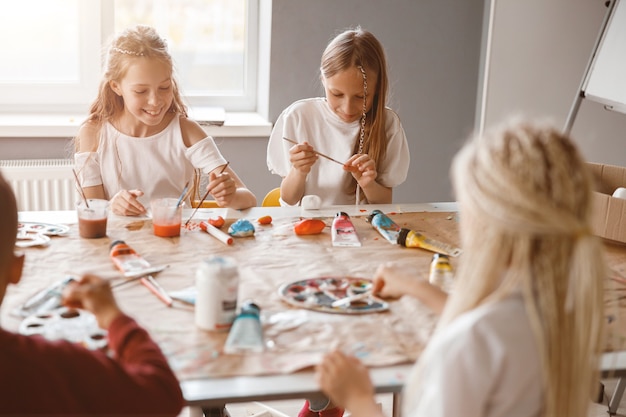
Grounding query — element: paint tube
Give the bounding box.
[109,240,151,273]
[223,300,265,354]
[429,253,455,291]
[331,212,361,247]
[397,228,462,257]
[366,210,401,244]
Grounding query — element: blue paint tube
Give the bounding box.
[223,301,264,354]
[366,210,401,244]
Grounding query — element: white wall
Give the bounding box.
[482,0,626,166]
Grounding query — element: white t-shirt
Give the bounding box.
[75,115,227,207]
[267,98,410,206]
[404,294,543,417]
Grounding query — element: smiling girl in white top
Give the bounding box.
[75,25,256,216]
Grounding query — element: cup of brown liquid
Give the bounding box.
[77,199,109,238]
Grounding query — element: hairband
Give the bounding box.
[111,47,144,56]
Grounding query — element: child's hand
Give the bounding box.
[207,170,236,207]
[61,274,123,330]
[316,350,378,414]
[372,262,418,299]
[288,141,318,174]
[111,189,146,216]
[344,154,377,187]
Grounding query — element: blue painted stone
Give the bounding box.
[228,219,255,237]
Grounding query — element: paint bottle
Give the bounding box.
[331,212,361,247]
[366,210,401,244]
[195,256,239,332]
[223,300,265,354]
[109,240,151,274]
[429,253,454,291]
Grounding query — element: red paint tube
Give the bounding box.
[331,212,361,247]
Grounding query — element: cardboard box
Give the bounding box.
[587,162,626,243]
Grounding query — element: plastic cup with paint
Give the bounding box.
[77,199,109,239]
[151,198,185,237]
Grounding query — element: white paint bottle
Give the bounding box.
[195,256,239,331]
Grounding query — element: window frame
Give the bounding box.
[0,0,259,114]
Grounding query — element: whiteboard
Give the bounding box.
[583,0,626,113]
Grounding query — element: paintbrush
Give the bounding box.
[72,169,90,209]
[184,162,230,226]
[175,181,190,208]
[167,180,190,220]
[65,265,171,288]
[331,290,374,307]
[282,137,347,166]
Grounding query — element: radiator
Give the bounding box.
[0,159,76,211]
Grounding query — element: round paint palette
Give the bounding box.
[18,222,70,236]
[279,276,388,314]
[19,307,108,351]
[16,231,51,248]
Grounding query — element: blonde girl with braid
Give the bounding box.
[316,120,606,417]
[75,25,256,216]
[267,27,410,206]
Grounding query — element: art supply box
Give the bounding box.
[588,162,626,243]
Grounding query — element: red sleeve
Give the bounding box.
[0,314,184,416]
[99,313,185,414]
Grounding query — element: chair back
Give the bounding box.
[262,187,281,207]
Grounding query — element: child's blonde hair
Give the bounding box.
[85,24,187,126]
[320,27,389,171]
[446,119,605,417]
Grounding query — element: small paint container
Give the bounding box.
[429,253,454,291]
[195,256,239,331]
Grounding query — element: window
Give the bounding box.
[0,0,258,113]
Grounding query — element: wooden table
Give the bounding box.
[4,203,625,416]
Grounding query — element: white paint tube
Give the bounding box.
[223,301,265,354]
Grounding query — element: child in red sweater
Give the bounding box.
[0,171,184,416]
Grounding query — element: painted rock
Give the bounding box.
[228,219,255,237]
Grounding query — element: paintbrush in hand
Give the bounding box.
[282,137,347,166]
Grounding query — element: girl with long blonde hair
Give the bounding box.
[316,119,606,417]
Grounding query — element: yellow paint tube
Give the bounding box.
[397,228,462,257]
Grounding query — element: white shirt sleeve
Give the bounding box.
[377,110,410,188]
[74,152,102,187]
[185,136,228,174]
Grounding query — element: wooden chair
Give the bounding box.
[262,188,281,207]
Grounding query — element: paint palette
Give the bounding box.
[18,222,70,236]
[16,222,69,248]
[279,276,388,314]
[16,231,51,248]
[19,307,108,351]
